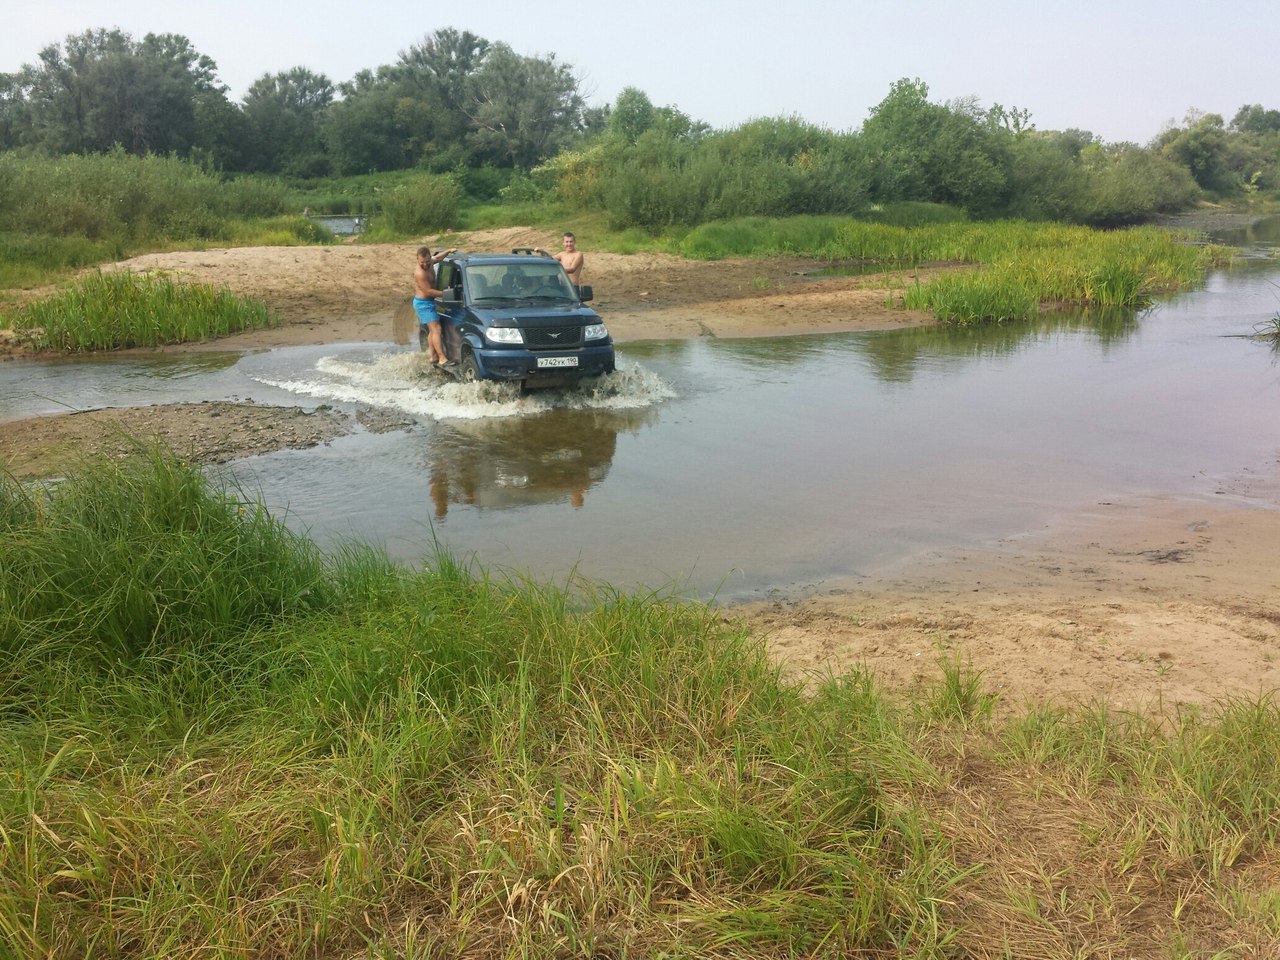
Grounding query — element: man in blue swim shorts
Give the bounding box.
[414,245,455,364]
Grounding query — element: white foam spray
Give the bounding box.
[252,350,675,422]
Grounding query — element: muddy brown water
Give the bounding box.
[4,263,1278,601]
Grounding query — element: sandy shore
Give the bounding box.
[3,227,1278,714]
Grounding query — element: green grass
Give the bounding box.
[1255,313,1280,345]
[11,271,279,352]
[649,215,1227,323]
[3,447,1280,957]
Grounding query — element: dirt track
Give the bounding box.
[3,228,1278,715]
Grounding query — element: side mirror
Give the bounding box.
[441,284,462,303]
[577,284,593,302]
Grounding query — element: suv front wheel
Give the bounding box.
[459,351,481,383]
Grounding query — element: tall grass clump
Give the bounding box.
[996,697,1280,875]
[13,270,278,352]
[223,214,335,247]
[379,175,462,234]
[677,215,856,259]
[887,221,1223,323]
[213,176,289,219]
[0,447,340,673]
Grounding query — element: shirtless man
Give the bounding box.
[555,232,584,286]
[413,246,455,364]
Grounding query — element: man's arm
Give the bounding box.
[558,251,585,282]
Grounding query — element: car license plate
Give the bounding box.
[536,356,578,368]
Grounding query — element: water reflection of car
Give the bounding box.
[432,249,615,390]
[426,408,652,516]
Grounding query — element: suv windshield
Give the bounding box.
[467,262,576,302]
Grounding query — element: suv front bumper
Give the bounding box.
[475,343,616,381]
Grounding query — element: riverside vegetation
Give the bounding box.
[0,151,1241,349]
[668,215,1229,323]
[3,449,1280,957]
[13,270,278,352]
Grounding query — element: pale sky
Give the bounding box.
[4,0,1276,145]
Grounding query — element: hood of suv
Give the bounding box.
[471,303,600,326]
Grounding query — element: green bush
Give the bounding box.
[0,233,126,288]
[379,175,462,233]
[216,176,289,218]
[0,152,301,268]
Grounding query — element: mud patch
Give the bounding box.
[0,401,351,478]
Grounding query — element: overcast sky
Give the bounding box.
[5,0,1276,145]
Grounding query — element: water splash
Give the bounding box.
[253,350,675,422]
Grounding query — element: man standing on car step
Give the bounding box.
[413,246,455,365]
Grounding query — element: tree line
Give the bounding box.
[0,27,588,179]
[3,26,1279,229]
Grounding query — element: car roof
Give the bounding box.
[446,250,559,267]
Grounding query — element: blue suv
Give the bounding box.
[431,249,615,389]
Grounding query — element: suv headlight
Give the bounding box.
[486,327,524,345]
[584,323,608,341]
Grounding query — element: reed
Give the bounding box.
[679,216,1225,323]
[1256,313,1280,345]
[13,270,278,352]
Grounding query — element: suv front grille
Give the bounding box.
[525,326,583,350]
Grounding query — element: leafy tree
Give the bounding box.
[1157,111,1235,193]
[394,28,488,115]
[859,78,1012,217]
[986,103,1034,135]
[1225,104,1280,192]
[1230,104,1280,135]
[4,28,231,157]
[464,43,585,168]
[1078,143,1198,225]
[581,103,611,137]
[609,87,656,144]
[0,72,30,149]
[1003,132,1087,221]
[388,27,489,160]
[323,69,413,174]
[315,30,491,173]
[603,87,704,146]
[192,87,251,171]
[241,67,333,175]
[1050,128,1098,160]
